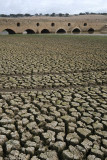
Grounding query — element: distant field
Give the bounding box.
[0,35,107,160]
[0,14,106,22]
[0,35,107,75]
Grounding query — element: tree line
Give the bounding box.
[0,12,107,17]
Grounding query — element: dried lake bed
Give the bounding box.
[0,35,107,160]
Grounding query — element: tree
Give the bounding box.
[79,13,85,15]
[35,13,39,16]
[85,12,89,15]
[51,13,56,17]
[39,13,42,16]
[24,13,31,17]
[45,14,49,16]
[0,14,8,17]
[59,13,63,17]
[65,13,69,17]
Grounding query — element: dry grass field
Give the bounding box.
[0,35,107,160]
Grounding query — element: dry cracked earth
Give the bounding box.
[0,35,107,160]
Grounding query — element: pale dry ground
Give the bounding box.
[0,35,107,160]
[0,15,107,22]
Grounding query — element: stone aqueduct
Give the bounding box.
[0,15,107,34]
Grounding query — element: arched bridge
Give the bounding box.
[0,15,107,34]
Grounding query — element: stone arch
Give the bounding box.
[2,29,16,34]
[72,28,80,34]
[56,29,66,33]
[41,29,50,34]
[24,29,35,34]
[88,28,94,34]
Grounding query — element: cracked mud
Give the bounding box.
[0,35,107,160]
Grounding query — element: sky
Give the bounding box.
[0,0,107,14]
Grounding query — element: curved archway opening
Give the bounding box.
[41,29,50,34]
[57,29,66,34]
[2,29,16,34]
[72,28,80,34]
[24,29,35,34]
[88,28,94,34]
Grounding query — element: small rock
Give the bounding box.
[0,157,3,160]
[101,146,107,156]
[71,102,80,107]
[0,127,11,136]
[69,145,84,159]
[52,141,66,152]
[61,115,76,123]
[40,150,58,160]
[42,130,55,144]
[81,138,93,151]
[21,131,32,142]
[0,118,14,125]
[25,141,37,148]
[33,136,40,144]
[93,121,103,130]
[46,121,58,130]
[77,128,91,138]
[36,115,45,123]
[27,122,37,130]
[0,146,3,156]
[0,108,2,114]
[62,150,73,159]
[87,155,96,160]
[102,139,107,148]
[66,132,81,145]
[76,145,86,154]
[26,147,35,155]
[10,131,19,140]
[9,150,30,160]
[57,132,65,141]
[31,156,40,160]
[89,135,101,142]
[3,124,15,131]
[81,117,94,125]
[0,135,7,145]
[6,140,20,153]
[22,118,29,126]
[91,148,104,159]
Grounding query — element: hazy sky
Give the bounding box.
[0,0,107,14]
